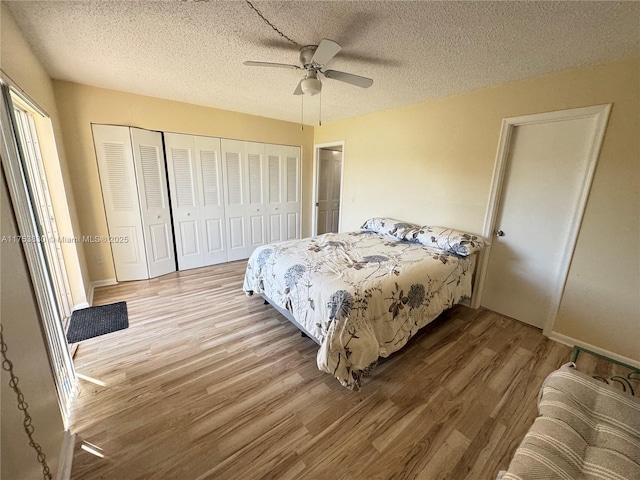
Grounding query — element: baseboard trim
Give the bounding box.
[56,431,76,480]
[548,331,640,369]
[87,278,117,306]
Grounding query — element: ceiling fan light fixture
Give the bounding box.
[301,77,322,96]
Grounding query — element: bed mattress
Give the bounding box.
[243,231,475,389]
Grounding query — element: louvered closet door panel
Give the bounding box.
[264,144,284,243]
[245,141,267,253]
[164,133,204,270]
[195,135,227,265]
[283,146,301,240]
[221,139,248,261]
[92,125,149,281]
[131,128,176,278]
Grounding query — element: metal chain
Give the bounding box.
[245,0,301,47]
[0,324,52,480]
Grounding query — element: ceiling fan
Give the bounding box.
[244,39,373,96]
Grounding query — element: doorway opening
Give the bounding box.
[313,141,344,236]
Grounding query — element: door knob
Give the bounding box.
[495,229,505,237]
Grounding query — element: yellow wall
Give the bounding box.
[53,81,315,282]
[315,57,640,361]
[53,58,638,360]
[1,3,89,306]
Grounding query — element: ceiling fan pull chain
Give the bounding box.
[245,0,301,47]
[319,90,322,126]
[0,324,52,480]
[300,94,304,131]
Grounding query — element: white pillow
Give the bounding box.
[407,226,488,256]
[360,218,420,239]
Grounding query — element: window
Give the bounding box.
[12,101,74,327]
[0,80,77,426]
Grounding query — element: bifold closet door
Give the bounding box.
[93,125,148,280]
[93,125,154,281]
[221,139,268,260]
[165,133,226,270]
[265,144,301,242]
[195,136,227,265]
[245,141,267,254]
[130,128,176,278]
[281,145,301,240]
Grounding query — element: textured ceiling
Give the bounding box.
[5,1,640,125]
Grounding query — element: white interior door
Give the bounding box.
[195,136,227,265]
[92,124,148,281]
[131,128,176,278]
[316,150,331,236]
[329,152,342,233]
[221,139,249,261]
[165,132,204,270]
[316,148,342,235]
[481,109,609,329]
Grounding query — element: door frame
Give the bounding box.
[474,104,611,336]
[312,141,345,236]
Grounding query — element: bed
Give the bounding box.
[243,218,487,390]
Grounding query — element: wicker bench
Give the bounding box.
[498,362,640,479]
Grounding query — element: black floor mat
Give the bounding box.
[66,301,128,344]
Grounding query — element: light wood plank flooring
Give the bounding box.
[70,261,571,479]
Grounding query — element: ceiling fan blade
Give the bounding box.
[322,70,373,88]
[293,80,303,95]
[243,61,300,70]
[311,39,342,66]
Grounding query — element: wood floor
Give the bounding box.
[70,261,572,480]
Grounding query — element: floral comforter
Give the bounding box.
[243,232,475,390]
